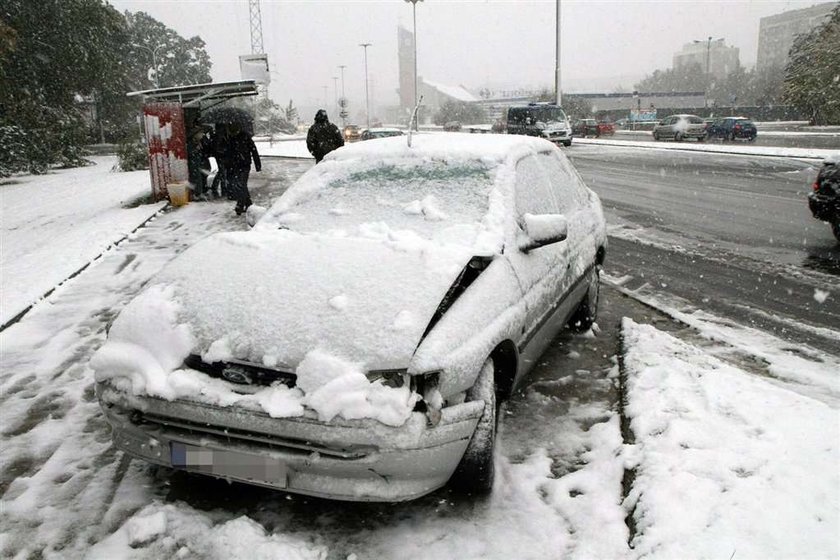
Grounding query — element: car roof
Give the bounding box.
[326,132,556,165]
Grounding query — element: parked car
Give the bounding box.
[343,124,361,142]
[443,121,462,132]
[706,117,757,141]
[597,121,616,136]
[506,104,572,147]
[360,127,404,141]
[652,114,707,142]
[92,134,607,502]
[808,155,840,242]
[572,119,599,137]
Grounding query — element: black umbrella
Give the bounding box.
[202,106,254,135]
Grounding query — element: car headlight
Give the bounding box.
[365,369,408,388]
[411,371,442,426]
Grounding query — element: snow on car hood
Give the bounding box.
[121,229,472,371]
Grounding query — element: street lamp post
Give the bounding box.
[693,36,717,108]
[359,43,372,129]
[404,0,423,130]
[132,43,164,88]
[555,0,561,106]
[338,65,347,126]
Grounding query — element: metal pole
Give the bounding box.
[332,77,339,118]
[555,0,561,106]
[338,65,347,127]
[360,43,371,129]
[413,3,418,129]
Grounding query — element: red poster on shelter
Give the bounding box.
[143,102,188,201]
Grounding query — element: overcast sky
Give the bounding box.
[108,0,827,112]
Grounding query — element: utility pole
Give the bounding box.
[359,43,372,129]
[555,0,562,106]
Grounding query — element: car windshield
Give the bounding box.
[265,159,496,243]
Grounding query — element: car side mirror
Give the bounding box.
[518,213,568,253]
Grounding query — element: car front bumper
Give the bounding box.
[542,130,571,143]
[97,383,484,502]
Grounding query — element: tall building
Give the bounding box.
[756,2,837,72]
[673,39,740,79]
[398,26,415,112]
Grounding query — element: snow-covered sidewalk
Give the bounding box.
[0,156,164,327]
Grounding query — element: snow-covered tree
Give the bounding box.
[783,5,840,125]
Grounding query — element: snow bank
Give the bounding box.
[576,137,839,161]
[622,318,839,559]
[87,502,327,560]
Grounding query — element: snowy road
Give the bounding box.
[1,150,838,559]
[569,144,840,355]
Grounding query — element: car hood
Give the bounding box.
[151,230,473,371]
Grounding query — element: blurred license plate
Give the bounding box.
[171,442,287,487]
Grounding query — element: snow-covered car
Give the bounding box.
[92,134,607,502]
[652,114,707,142]
[359,127,404,141]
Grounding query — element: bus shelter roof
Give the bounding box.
[126,80,259,107]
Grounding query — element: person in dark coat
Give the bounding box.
[187,125,212,199]
[222,123,261,215]
[306,109,344,163]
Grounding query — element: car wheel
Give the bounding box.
[653,132,659,141]
[728,132,735,142]
[563,140,571,147]
[568,267,601,332]
[675,132,684,142]
[833,221,840,243]
[452,358,497,494]
[697,136,705,143]
[748,135,756,142]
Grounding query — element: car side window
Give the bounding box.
[538,152,583,213]
[515,155,560,218]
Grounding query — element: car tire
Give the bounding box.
[748,136,756,142]
[653,132,659,141]
[833,221,840,243]
[452,358,497,494]
[675,132,684,142]
[563,140,571,147]
[728,132,735,142]
[697,136,705,143]
[568,267,601,332]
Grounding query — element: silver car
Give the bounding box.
[92,134,607,502]
[652,113,707,142]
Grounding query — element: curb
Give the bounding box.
[574,138,833,161]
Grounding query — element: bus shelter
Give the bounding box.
[127,80,259,203]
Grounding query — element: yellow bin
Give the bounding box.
[167,181,189,206]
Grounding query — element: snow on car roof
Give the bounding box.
[325,131,555,164]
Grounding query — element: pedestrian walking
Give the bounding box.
[222,123,261,215]
[306,109,344,163]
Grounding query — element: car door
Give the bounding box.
[504,154,568,377]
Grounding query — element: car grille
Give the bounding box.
[131,410,375,459]
[184,354,297,388]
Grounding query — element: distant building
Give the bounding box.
[396,26,479,123]
[756,2,837,72]
[673,39,740,79]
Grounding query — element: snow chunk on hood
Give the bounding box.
[90,284,194,398]
[297,349,417,426]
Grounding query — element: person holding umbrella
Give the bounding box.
[222,123,261,215]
